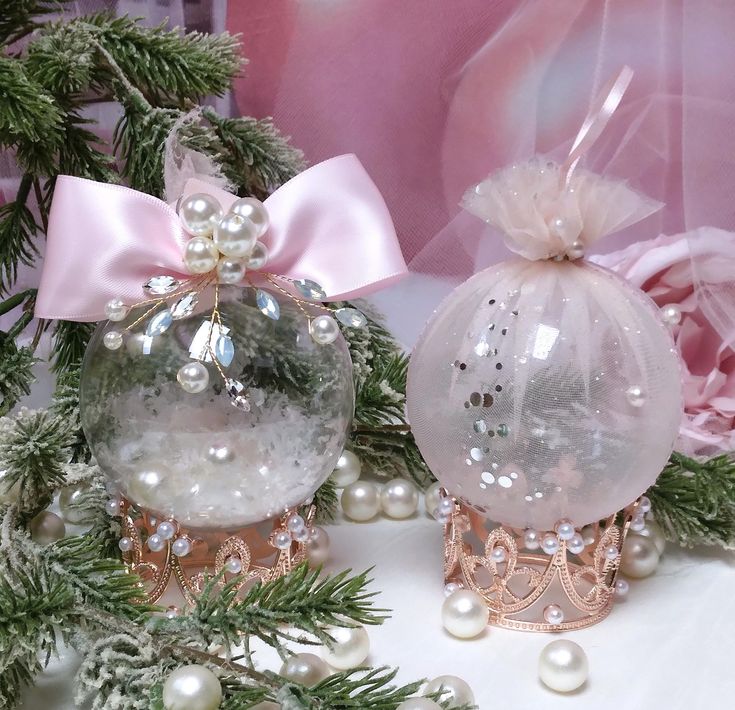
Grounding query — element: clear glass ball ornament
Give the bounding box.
[80,286,354,529]
[407,260,682,530]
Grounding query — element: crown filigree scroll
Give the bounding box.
[118,498,315,606]
[443,496,640,632]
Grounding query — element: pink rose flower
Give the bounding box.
[593,228,735,456]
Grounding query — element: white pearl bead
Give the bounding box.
[490,546,507,564]
[625,384,646,407]
[332,450,362,487]
[225,556,242,574]
[172,537,192,557]
[213,213,258,258]
[620,535,660,578]
[660,303,682,326]
[380,477,419,519]
[273,530,292,550]
[321,625,370,670]
[105,298,129,322]
[543,603,564,625]
[157,521,176,540]
[287,513,306,533]
[162,664,222,710]
[216,256,246,284]
[179,193,223,237]
[309,315,340,345]
[441,589,489,639]
[184,236,220,274]
[555,520,575,541]
[396,700,442,710]
[604,544,619,560]
[177,362,209,394]
[292,526,310,542]
[59,483,88,524]
[424,481,442,517]
[280,652,330,686]
[614,578,630,596]
[424,675,475,708]
[567,533,585,555]
[230,197,270,238]
[306,526,330,566]
[634,520,666,554]
[541,534,560,555]
[639,495,652,513]
[567,240,585,260]
[148,533,165,552]
[29,511,65,545]
[444,581,464,597]
[103,331,123,350]
[247,241,269,269]
[538,640,589,693]
[524,528,541,550]
[581,525,597,546]
[341,481,380,522]
[118,536,133,552]
[105,499,121,516]
[630,513,646,532]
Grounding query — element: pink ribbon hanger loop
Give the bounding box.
[35,154,407,322]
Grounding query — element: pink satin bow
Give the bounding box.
[35,154,407,321]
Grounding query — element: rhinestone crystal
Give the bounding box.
[256,289,280,320]
[143,275,180,295]
[146,309,173,337]
[335,307,367,328]
[214,334,235,367]
[171,292,199,320]
[225,378,251,411]
[294,278,326,300]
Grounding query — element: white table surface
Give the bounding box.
[19,509,735,710]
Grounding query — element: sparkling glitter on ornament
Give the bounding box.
[407,260,682,530]
[80,286,354,529]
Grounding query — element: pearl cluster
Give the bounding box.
[179,192,270,280]
[109,503,194,558]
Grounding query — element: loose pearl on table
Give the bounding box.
[441,589,489,639]
[321,625,370,670]
[280,652,330,686]
[184,236,220,274]
[179,193,223,237]
[424,675,475,708]
[620,534,660,578]
[306,526,330,566]
[380,477,419,519]
[248,241,269,269]
[59,483,88,524]
[331,450,362,487]
[177,362,209,394]
[216,256,246,284]
[162,664,222,710]
[397,699,442,710]
[103,331,123,350]
[341,481,380,522]
[104,298,129,322]
[538,640,589,693]
[634,520,667,555]
[424,481,442,517]
[230,197,270,238]
[30,511,66,545]
[660,303,682,326]
[309,315,340,345]
[213,213,258,258]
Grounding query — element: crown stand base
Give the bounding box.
[443,499,640,632]
[118,498,317,606]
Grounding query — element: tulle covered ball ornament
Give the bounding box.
[35,154,406,603]
[407,68,683,631]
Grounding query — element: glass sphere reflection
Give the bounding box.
[80,286,354,529]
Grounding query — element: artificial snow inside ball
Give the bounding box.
[407,259,682,530]
[80,286,354,529]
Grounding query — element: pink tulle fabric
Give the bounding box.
[594,229,735,456]
[228,0,735,271]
